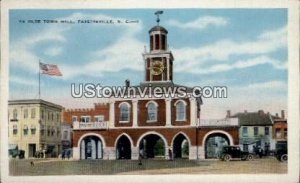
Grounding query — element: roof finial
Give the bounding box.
[155,10,164,26]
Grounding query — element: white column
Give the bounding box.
[97,140,102,159]
[73,147,80,160]
[132,100,138,127]
[199,146,205,159]
[91,139,96,159]
[189,146,198,160]
[167,57,170,81]
[105,147,116,160]
[189,97,197,127]
[131,146,139,160]
[80,141,85,160]
[165,98,171,126]
[109,101,115,128]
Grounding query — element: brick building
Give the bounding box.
[64,16,239,160]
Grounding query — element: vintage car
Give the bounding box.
[220,146,254,161]
[9,148,25,159]
[275,141,287,162]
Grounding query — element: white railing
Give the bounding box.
[73,121,108,130]
[199,118,238,127]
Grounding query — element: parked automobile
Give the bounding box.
[9,149,25,159]
[220,146,254,161]
[275,141,287,162]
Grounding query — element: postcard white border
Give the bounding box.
[1,0,299,183]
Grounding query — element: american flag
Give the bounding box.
[39,62,62,76]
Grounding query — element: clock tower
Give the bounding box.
[143,11,174,82]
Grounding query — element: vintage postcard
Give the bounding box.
[1,0,299,182]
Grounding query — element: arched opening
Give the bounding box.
[80,136,103,160]
[205,133,229,159]
[173,134,189,159]
[139,134,166,159]
[116,135,131,159]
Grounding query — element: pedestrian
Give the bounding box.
[168,148,173,161]
[61,150,65,160]
[258,146,263,158]
[67,149,70,160]
[138,149,143,165]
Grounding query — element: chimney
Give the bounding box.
[125,79,130,88]
[226,110,231,118]
[244,110,247,114]
[275,113,279,118]
[258,110,264,116]
[281,110,285,119]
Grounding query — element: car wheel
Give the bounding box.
[280,154,287,162]
[246,154,253,161]
[223,154,231,162]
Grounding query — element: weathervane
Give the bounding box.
[154,10,164,25]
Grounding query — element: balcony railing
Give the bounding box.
[73,121,108,130]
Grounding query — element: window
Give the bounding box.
[51,113,54,121]
[13,125,18,135]
[284,128,287,138]
[254,127,258,136]
[150,35,153,50]
[13,109,18,120]
[41,109,44,119]
[24,109,28,119]
[23,125,28,135]
[147,102,157,121]
[63,131,68,140]
[48,111,50,120]
[175,100,186,121]
[265,127,269,136]
[57,127,60,137]
[161,34,166,50]
[80,116,91,123]
[155,34,159,50]
[275,128,281,138]
[51,127,55,136]
[72,116,78,122]
[31,125,36,135]
[57,114,60,122]
[119,103,130,122]
[242,127,248,136]
[40,125,45,136]
[95,115,104,122]
[47,126,51,136]
[31,108,36,119]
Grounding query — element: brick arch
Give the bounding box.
[202,130,234,146]
[171,131,191,147]
[136,131,168,147]
[77,132,106,148]
[114,133,134,148]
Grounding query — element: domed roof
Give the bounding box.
[149,25,168,34]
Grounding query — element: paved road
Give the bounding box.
[9,157,287,176]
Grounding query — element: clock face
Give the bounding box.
[151,60,164,75]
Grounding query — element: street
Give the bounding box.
[9,157,287,176]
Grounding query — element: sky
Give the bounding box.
[9,9,288,119]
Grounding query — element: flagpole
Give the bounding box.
[39,59,41,99]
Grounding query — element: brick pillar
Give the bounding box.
[165,98,171,126]
[132,100,138,127]
[109,101,115,128]
[189,97,197,127]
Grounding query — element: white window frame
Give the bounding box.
[174,100,187,121]
[119,102,131,123]
[146,101,158,122]
[80,116,91,123]
[95,115,104,122]
[72,116,78,122]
